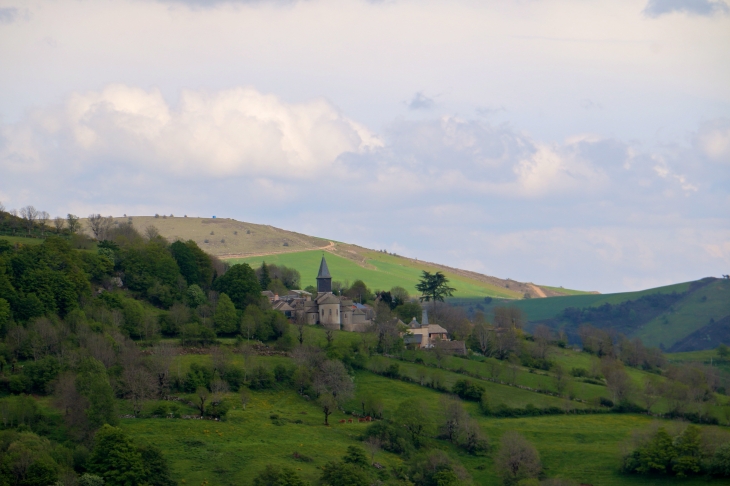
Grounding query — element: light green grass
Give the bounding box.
[231,250,520,299]
[538,285,596,296]
[634,279,730,349]
[0,235,45,246]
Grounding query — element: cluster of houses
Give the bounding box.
[262,256,466,352]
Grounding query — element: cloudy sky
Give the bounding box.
[1,0,729,293]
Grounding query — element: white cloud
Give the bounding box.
[1,85,382,179]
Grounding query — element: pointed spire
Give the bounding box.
[317,256,331,279]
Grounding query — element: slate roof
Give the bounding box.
[316,293,340,305]
[317,256,331,279]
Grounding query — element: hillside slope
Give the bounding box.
[91,216,590,300]
[479,278,729,351]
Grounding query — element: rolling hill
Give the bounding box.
[474,278,729,351]
[86,216,590,300]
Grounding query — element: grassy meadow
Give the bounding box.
[231,249,522,299]
[116,327,730,486]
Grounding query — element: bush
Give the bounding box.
[452,379,485,401]
[570,367,587,377]
[249,365,274,390]
[253,464,309,486]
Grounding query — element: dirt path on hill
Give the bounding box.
[218,241,335,259]
[528,283,547,298]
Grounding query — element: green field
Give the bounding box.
[231,250,522,299]
[119,347,727,486]
[0,235,45,246]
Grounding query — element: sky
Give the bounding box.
[0,0,729,293]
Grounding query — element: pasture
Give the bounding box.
[232,249,521,299]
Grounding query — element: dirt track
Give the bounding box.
[218,241,335,259]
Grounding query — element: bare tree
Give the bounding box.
[641,376,661,413]
[169,302,190,334]
[194,386,210,416]
[314,359,353,424]
[37,211,50,236]
[149,343,176,397]
[533,324,552,360]
[122,363,155,417]
[601,358,632,403]
[20,205,38,235]
[495,431,542,483]
[66,214,80,233]
[294,312,307,345]
[9,209,20,234]
[53,216,65,233]
[144,225,160,241]
[553,364,569,395]
[240,388,250,410]
[87,214,114,240]
[459,417,488,454]
[364,436,381,465]
[440,396,467,443]
[472,312,492,356]
[494,306,526,330]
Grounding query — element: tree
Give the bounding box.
[194,386,210,416]
[601,358,632,403]
[212,263,261,310]
[395,397,432,448]
[20,205,38,235]
[66,213,80,233]
[319,394,337,426]
[494,306,525,330]
[86,424,146,486]
[364,436,381,465]
[320,461,370,486]
[259,261,271,289]
[37,211,50,236]
[87,214,114,240]
[440,396,467,443]
[472,312,492,355]
[214,293,238,335]
[533,324,551,360]
[718,344,729,360]
[390,285,410,304]
[253,465,309,486]
[53,216,65,233]
[495,431,542,484]
[415,271,455,307]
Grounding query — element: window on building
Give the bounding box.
[329,309,332,315]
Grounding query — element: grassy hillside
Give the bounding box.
[81,215,590,299]
[80,215,330,257]
[635,279,730,349]
[115,327,728,486]
[232,250,522,299]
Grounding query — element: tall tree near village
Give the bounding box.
[415,271,456,308]
[259,261,271,290]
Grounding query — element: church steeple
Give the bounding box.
[316,256,332,293]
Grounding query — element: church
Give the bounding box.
[267,256,373,332]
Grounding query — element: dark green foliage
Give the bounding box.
[249,365,275,390]
[223,367,245,391]
[22,356,60,393]
[170,240,214,288]
[212,264,261,310]
[621,426,703,477]
[214,293,238,335]
[415,271,455,303]
[394,301,421,323]
[711,443,730,477]
[320,461,370,486]
[86,425,146,486]
[452,379,485,401]
[119,240,182,305]
[363,421,411,454]
[76,358,118,429]
[253,464,309,486]
[183,363,214,392]
[342,445,369,468]
[259,262,271,289]
[0,431,61,486]
[138,443,176,486]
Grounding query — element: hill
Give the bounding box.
[473,278,729,351]
[88,215,591,300]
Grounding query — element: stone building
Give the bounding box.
[265,256,373,332]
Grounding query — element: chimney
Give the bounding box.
[422,309,429,326]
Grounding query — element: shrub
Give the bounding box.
[570,367,587,377]
[452,379,485,401]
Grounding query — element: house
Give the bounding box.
[404,310,450,349]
